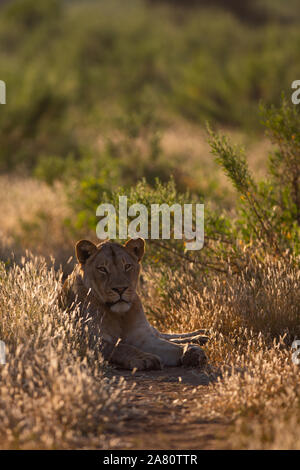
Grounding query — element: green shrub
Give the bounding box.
[65,96,300,277]
[208,97,300,255]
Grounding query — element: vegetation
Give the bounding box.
[0,0,300,174]
[208,98,300,256]
[0,256,130,449]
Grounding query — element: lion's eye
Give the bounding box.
[125,264,132,271]
[97,266,108,274]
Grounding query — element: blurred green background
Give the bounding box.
[0,0,299,267]
[0,0,299,173]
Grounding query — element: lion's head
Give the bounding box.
[75,238,145,314]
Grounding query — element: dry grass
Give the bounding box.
[142,252,300,449]
[0,255,131,449]
[0,176,299,449]
[0,175,75,270]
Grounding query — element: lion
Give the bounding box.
[59,237,208,371]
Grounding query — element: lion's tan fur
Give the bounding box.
[60,238,207,370]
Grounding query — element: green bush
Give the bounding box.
[208,97,300,255]
[69,96,300,275]
[67,172,233,272]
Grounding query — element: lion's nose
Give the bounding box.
[112,287,128,296]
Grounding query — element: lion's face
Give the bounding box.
[75,238,145,314]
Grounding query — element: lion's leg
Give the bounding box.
[141,336,209,368]
[107,342,162,371]
[132,330,208,368]
[132,334,184,366]
[124,310,208,367]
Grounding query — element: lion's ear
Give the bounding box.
[125,238,145,262]
[75,240,97,264]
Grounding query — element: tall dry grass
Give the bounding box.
[0,176,299,449]
[142,252,300,449]
[0,249,299,449]
[0,255,130,449]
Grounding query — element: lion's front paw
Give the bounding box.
[182,345,207,368]
[128,353,163,371]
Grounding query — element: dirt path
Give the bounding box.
[106,367,231,450]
